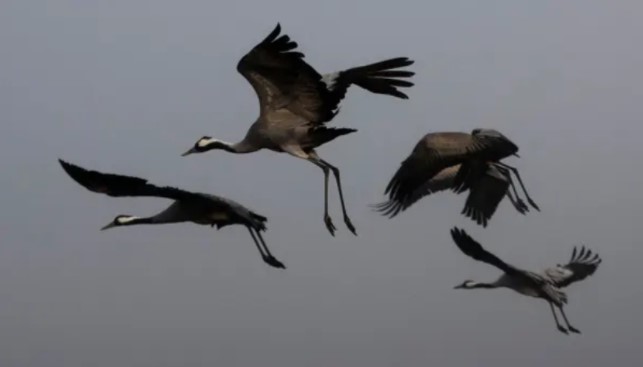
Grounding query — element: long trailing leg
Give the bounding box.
[549,302,568,334]
[247,227,269,264]
[503,174,529,215]
[307,156,336,236]
[558,306,580,334]
[496,162,540,211]
[496,165,528,214]
[284,147,336,236]
[247,227,285,269]
[254,229,285,269]
[319,158,357,236]
[313,159,336,236]
[506,191,528,215]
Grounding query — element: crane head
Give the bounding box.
[100,215,137,230]
[182,136,233,156]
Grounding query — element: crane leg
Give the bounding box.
[308,157,336,236]
[247,227,285,269]
[558,306,580,334]
[502,172,529,214]
[505,191,528,215]
[549,302,568,334]
[320,158,357,236]
[496,162,540,211]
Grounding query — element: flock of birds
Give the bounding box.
[59,23,602,334]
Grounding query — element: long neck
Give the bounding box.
[211,139,260,154]
[468,281,500,289]
[119,216,164,226]
[120,216,184,226]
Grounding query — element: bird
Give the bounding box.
[376,129,539,222]
[58,159,286,269]
[450,227,601,334]
[373,161,530,226]
[180,23,415,236]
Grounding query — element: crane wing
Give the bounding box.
[383,132,513,210]
[461,162,511,227]
[544,246,602,288]
[236,23,320,118]
[372,164,459,217]
[450,227,522,275]
[237,24,414,124]
[59,159,195,201]
[451,227,553,293]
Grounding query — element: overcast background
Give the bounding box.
[2,1,642,366]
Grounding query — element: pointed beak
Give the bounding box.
[454,285,464,289]
[100,222,116,231]
[513,153,521,158]
[181,147,197,157]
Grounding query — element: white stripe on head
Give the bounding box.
[197,137,229,148]
[116,216,139,224]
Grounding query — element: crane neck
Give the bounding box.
[118,216,158,226]
[467,281,500,289]
[228,140,260,154]
[206,139,259,154]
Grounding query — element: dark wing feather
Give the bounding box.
[373,164,459,218]
[236,23,333,121]
[59,159,194,201]
[321,57,415,111]
[450,227,521,275]
[544,246,602,288]
[238,24,415,124]
[383,132,512,210]
[461,162,511,227]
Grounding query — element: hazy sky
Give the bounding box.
[2,1,642,366]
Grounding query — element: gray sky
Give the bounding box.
[2,0,642,366]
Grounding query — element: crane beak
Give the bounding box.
[181,147,197,157]
[513,153,521,158]
[100,222,116,231]
[453,284,464,289]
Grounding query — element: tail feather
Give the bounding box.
[249,211,268,232]
[311,127,357,147]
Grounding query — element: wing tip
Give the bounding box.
[261,22,283,45]
[369,200,402,219]
[58,158,71,169]
[450,226,466,240]
[58,158,83,178]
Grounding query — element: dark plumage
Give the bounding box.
[377,129,538,225]
[59,159,284,269]
[451,228,602,334]
[183,23,416,236]
[374,161,530,226]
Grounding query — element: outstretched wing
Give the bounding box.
[461,162,511,227]
[450,227,521,275]
[236,23,321,118]
[373,164,459,218]
[237,23,414,124]
[319,57,414,113]
[59,159,195,201]
[545,246,602,288]
[383,132,514,211]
